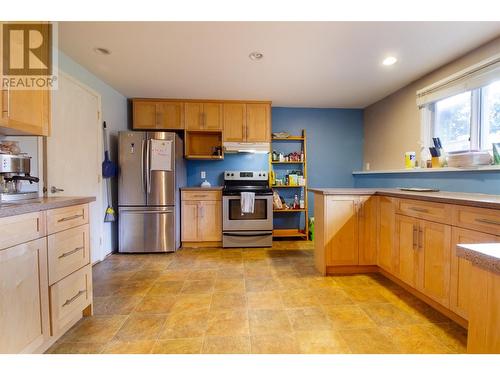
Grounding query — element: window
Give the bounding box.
[431,80,500,152]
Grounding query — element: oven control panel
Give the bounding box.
[224,171,268,181]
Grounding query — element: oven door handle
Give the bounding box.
[223,232,272,237]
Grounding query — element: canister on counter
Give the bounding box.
[404,151,416,169]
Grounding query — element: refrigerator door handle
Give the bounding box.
[146,139,152,193]
[141,139,146,193]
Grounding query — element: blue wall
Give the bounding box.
[354,170,500,195]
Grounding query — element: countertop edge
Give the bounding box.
[0,196,96,218]
[180,187,223,191]
[457,244,500,275]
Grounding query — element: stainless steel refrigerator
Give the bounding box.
[118,131,185,253]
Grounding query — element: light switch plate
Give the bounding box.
[201,171,206,179]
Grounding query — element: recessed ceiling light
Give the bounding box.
[382,56,397,66]
[93,47,111,55]
[249,51,264,61]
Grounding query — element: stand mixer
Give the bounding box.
[0,154,40,202]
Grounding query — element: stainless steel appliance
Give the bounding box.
[118,131,186,253]
[0,154,39,202]
[222,171,273,248]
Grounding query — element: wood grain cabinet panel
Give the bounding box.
[47,204,89,235]
[181,191,222,243]
[158,101,184,129]
[450,227,498,319]
[0,211,46,250]
[133,100,184,130]
[245,103,270,142]
[47,224,90,285]
[0,238,49,353]
[203,103,223,130]
[132,101,156,129]
[398,199,452,224]
[378,196,398,274]
[359,196,379,265]
[223,103,246,142]
[198,201,222,241]
[396,214,419,287]
[452,205,500,236]
[181,201,199,242]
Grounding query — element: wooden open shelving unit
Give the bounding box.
[269,129,309,240]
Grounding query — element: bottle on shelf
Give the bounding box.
[299,190,305,209]
[293,194,299,209]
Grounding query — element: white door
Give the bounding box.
[46,72,104,263]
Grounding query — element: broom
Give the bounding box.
[102,121,118,222]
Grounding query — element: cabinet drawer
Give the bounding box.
[47,204,89,234]
[182,190,221,201]
[47,224,90,285]
[0,211,46,250]
[397,199,451,224]
[50,264,92,335]
[452,205,500,236]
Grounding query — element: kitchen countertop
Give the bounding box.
[181,186,223,191]
[308,188,500,210]
[0,196,96,218]
[456,243,500,275]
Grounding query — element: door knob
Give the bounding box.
[51,186,64,193]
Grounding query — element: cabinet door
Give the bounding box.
[158,102,184,130]
[325,196,359,266]
[418,220,452,307]
[450,228,497,319]
[246,103,270,142]
[199,201,222,241]
[3,89,50,135]
[133,101,157,129]
[0,238,49,353]
[358,196,378,265]
[203,103,223,130]
[378,197,397,274]
[181,201,199,241]
[223,103,245,141]
[185,102,203,130]
[396,214,419,287]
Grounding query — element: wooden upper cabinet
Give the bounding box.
[0,89,50,136]
[246,103,270,142]
[133,101,156,129]
[223,103,246,142]
[132,100,184,130]
[185,102,222,131]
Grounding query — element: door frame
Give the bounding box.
[43,70,105,262]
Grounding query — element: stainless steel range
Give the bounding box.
[222,171,273,248]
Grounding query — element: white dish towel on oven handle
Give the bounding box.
[240,192,255,214]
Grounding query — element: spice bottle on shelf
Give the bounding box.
[299,190,305,209]
[293,194,299,209]
[300,150,304,162]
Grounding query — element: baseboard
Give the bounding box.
[326,265,379,274]
[181,241,222,248]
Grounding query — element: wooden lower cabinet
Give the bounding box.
[358,196,379,265]
[450,228,498,319]
[395,214,419,287]
[0,238,49,354]
[378,196,397,274]
[181,191,222,244]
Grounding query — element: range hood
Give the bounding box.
[223,142,270,154]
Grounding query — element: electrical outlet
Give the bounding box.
[201,171,206,179]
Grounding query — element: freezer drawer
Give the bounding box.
[119,207,175,253]
[223,231,273,248]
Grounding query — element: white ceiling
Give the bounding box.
[58,22,500,108]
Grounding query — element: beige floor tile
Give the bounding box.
[115,314,168,340]
[360,303,421,327]
[187,269,218,280]
[214,278,246,293]
[211,293,247,311]
[45,342,105,354]
[134,295,178,314]
[333,274,380,288]
[313,287,355,306]
[152,338,203,354]
[279,277,310,290]
[251,333,300,354]
[296,330,351,354]
[287,307,333,331]
[115,280,154,296]
[93,295,143,315]
[246,291,284,310]
[170,293,212,313]
[341,286,390,304]
[156,270,189,281]
[181,280,215,294]
[60,316,127,344]
[322,305,377,330]
[380,325,454,354]
[245,277,283,292]
[216,266,245,279]
[101,339,155,354]
[160,310,209,339]
[339,327,401,354]
[244,265,274,278]
[281,289,320,308]
[206,309,249,336]
[422,322,468,353]
[249,309,292,334]
[202,335,251,354]
[148,280,184,295]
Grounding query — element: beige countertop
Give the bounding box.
[181,186,223,191]
[308,188,500,210]
[0,196,96,218]
[456,243,500,275]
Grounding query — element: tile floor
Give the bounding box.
[46,241,467,354]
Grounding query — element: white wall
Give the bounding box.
[57,50,128,256]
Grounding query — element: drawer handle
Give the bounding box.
[58,246,84,259]
[475,218,500,226]
[192,194,208,198]
[58,214,84,223]
[409,207,429,213]
[62,289,86,307]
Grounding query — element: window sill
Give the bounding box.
[352,165,500,175]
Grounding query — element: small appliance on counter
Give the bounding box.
[222,170,273,248]
[0,154,39,202]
